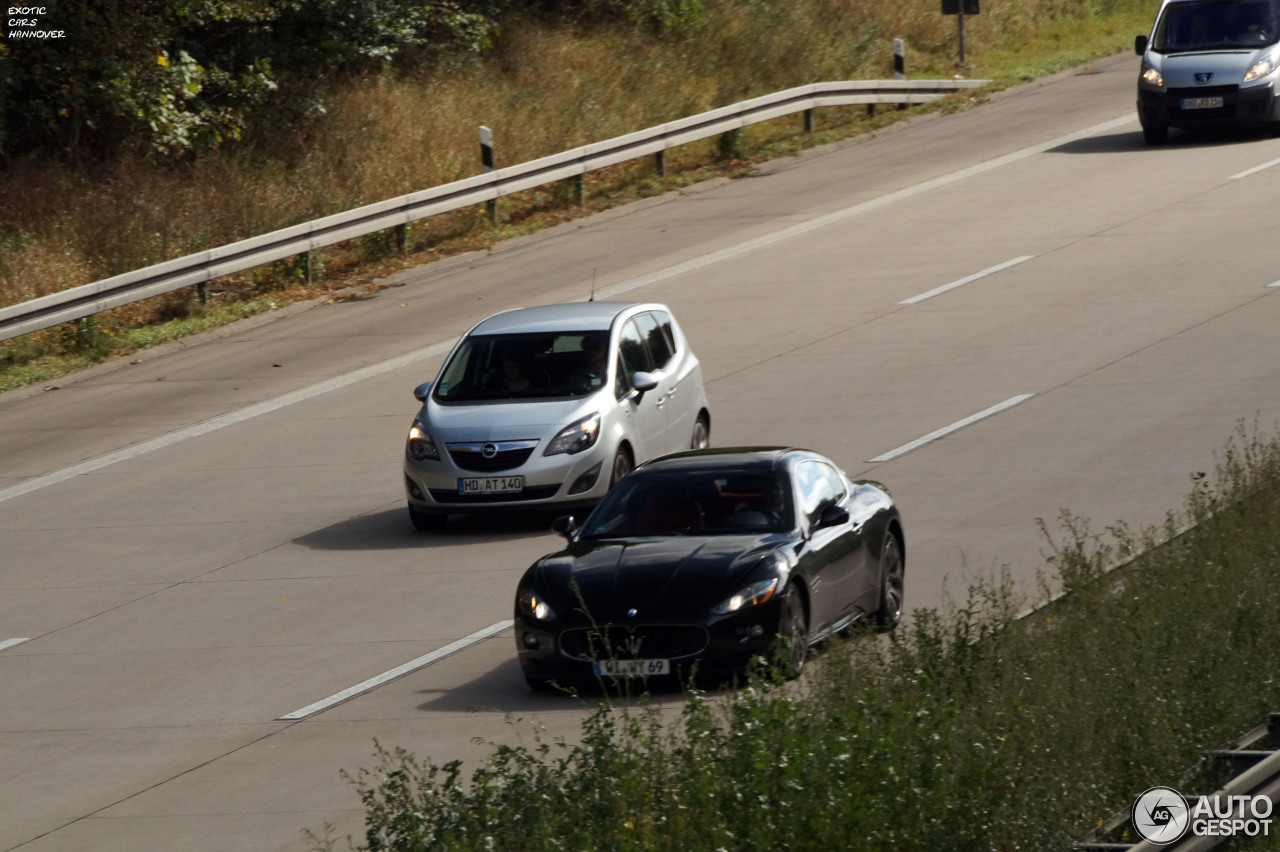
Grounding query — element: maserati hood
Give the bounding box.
[540,535,782,619]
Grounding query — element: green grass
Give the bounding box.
[0,0,1161,395]
[311,424,1280,851]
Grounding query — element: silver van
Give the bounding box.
[402,301,712,530]
[1136,0,1280,143]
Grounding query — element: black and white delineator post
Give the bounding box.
[893,38,906,110]
[479,125,496,223]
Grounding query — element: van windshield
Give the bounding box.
[1152,0,1280,52]
[433,332,610,402]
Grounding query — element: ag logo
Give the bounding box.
[1134,786,1190,844]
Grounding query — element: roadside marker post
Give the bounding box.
[480,125,496,224]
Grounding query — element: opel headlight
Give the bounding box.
[1245,57,1276,83]
[1141,63,1164,88]
[544,412,602,456]
[518,589,556,621]
[406,419,439,461]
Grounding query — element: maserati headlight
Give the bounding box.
[713,578,780,615]
[1141,63,1164,88]
[544,412,602,456]
[518,589,556,621]
[1244,57,1276,83]
[406,419,439,461]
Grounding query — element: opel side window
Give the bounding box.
[635,312,674,371]
[618,320,654,376]
[653,311,677,358]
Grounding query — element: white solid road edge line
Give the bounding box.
[1230,156,1280,180]
[0,638,31,652]
[867,394,1036,463]
[900,256,1035,306]
[277,620,514,721]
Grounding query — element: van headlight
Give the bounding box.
[1141,62,1164,88]
[544,412,602,456]
[1244,57,1276,83]
[406,419,439,461]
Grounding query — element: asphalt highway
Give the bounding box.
[5,51,1280,850]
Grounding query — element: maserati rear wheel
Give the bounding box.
[874,532,905,632]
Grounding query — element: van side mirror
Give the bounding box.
[413,382,432,402]
[1135,35,1148,55]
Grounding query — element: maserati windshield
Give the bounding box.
[582,469,794,538]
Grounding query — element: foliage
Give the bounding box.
[316,424,1280,850]
[0,0,503,161]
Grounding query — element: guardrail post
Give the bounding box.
[655,150,666,178]
[196,282,208,304]
[395,224,408,257]
[305,250,313,286]
[573,174,584,207]
[803,108,813,133]
[867,103,876,117]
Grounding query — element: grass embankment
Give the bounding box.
[0,0,1156,393]
[313,425,1280,851]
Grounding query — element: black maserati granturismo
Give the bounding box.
[513,447,905,690]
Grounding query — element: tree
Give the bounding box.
[0,0,503,162]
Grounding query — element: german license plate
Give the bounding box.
[1181,96,1223,110]
[593,658,670,678]
[458,476,523,494]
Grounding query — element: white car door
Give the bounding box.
[616,318,666,462]
[633,310,693,454]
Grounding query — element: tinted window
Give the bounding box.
[635,312,674,370]
[618,320,654,375]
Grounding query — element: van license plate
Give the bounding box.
[458,476,524,494]
[1181,96,1223,109]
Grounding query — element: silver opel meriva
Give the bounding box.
[403,302,712,530]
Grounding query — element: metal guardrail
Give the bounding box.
[0,78,989,343]
[1077,712,1280,851]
